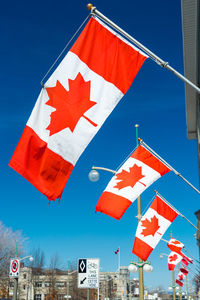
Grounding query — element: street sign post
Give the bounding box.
[78,258,99,289]
[9,259,20,278]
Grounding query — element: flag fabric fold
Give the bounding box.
[132,195,178,261]
[9,16,147,201]
[167,238,184,254]
[168,251,183,271]
[95,144,170,220]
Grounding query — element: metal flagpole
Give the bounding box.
[118,247,120,271]
[87,4,200,94]
[139,139,200,195]
[135,124,144,300]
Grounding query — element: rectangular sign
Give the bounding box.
[78,258,99,289]
[9,259,20,278]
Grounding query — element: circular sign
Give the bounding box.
[11,260,19,273]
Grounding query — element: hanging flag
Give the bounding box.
[132,195,178,261]
[167,238,184,254]
[182,255,193,265]
[95,145,170,220]
[180,267,189,276]
[9,17,148,201]
[115,248,119,254]
[176,279,183,287]
[168,251,183,271]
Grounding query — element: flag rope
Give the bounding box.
[40,14,91,86]
[155,191,200,232]
[139,139,200,195]
[88,5,200,94]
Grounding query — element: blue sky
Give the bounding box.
[1,0,199,291]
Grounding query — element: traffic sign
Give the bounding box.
[9,259,20,278]
[78,258,99,289]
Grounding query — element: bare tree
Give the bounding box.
[0,221,26,276]
[0,221,26,298]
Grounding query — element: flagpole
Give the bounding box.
[155,191,200,233]
[135,124,144,300]
[87,4,200,94]
[118,246,120,271]
[140,139,200,195]
[171,231,176,300]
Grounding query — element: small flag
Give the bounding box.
[180,267,189,276]
[132,195,178,261]
[95,145,170,220]
[168,251,183,271]
[182,255,193,265]
[167,238,184,254]
[9,17,147,201]
[176,279,183,287]
[115,248,119,254]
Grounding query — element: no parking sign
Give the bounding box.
[9,259,20,277]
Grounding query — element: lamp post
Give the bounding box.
[89,124,148,299]
[128,261,153,299]
[160,253,176,300]
[11,255,33,300]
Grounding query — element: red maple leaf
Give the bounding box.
[141,215,160,237]
[114,164,146,190]
[169,254,178,262]
[45,73,97,135]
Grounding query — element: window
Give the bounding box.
[10,282,14,287]
[56,282,66,287]
[23,274,26,279]
[44,282,52,287]
[23,284,26,290]
[58,295,65,300]
[35,282,42,287]
[34,295,42,300]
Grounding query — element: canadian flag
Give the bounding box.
[9,17,147,201]
[132,195,178,261]
[176,279,183,287]
[167,238,184,254]
[168,251,183,271]
[95,145,170,220]
[182,255,193,265]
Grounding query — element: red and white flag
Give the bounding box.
[115,248,120,254]
[167,238,184,254]
[176,279,183,287]
[95,145,170,220]
[180,267,189,276]
[182,255,193,265]
[9,17,147,201]
[168,251,183,271]
[132,195,178,261]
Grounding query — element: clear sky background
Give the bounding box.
[1,0,199,292]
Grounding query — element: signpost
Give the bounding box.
[78,258,100,299]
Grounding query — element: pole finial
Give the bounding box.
[87,3,94,10]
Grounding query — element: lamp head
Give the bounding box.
[128,264,138,273]
[88,169,100,182]
[143,263,153,273]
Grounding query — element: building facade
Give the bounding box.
[7,266,139,300]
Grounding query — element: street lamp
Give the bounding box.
[128,261,153,273]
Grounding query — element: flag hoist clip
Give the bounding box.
[128,261,153,273]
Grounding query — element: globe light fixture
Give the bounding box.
[143,263,153,273]
[88,169,100,182]
[128,264,138,273]
[128,261,153,273]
